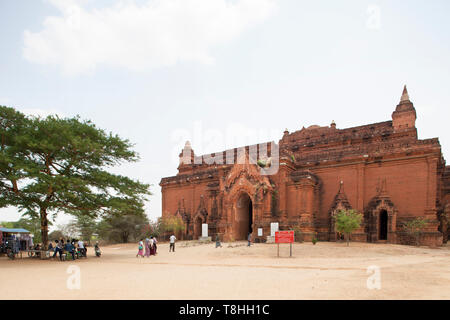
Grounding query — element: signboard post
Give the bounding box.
[275,231,294,257]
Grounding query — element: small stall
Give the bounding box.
[0,227,33,259]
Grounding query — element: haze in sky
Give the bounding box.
[1,0,449,228]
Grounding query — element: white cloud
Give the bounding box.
[23,0,277,75]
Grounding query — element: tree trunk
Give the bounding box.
[346,233,350,246]
[40,207,49,250]
[122,232,128,243]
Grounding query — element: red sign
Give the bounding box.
[275,231,294,243]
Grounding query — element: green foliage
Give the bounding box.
[72,214,98,243]
[0,221,15,229]
[161,214,186,234]
[334,209,363,246]
[403,217,427,246]
[97,212,149,243]
[0,106,151,248]
[257,159,266,168]
[312,232,318,245]
[291,154,295,162]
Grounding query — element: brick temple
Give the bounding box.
[160,87,449,246]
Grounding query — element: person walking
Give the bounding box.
[169,234,176,252]
[136,239,144,258]
[153,236,158,255]
[215,234,222,248]
[247,232,252,247]
[144,238,151,257]
[60,239,66,260]
[150,236,156,256]
[52,240,63,261]
[51,240,56,255]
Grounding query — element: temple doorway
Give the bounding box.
[234,193,253,240]
[379,210,388,240]
[194,217,202,239]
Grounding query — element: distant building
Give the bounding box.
[160,87,449,246]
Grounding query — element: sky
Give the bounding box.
[0,0,449,229]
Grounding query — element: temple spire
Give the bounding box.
[392,85,416,132]
[400,85,410,103]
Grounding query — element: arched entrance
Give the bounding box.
[234,193,253,240]
[194,217,202,240]
[365,195,396,243]
[379,209,388,240]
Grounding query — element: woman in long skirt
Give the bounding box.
[153,237,158,255]
[150,237,156,256]
[136,239,144,258]
[144,238,151,257]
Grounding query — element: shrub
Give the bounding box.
[312,232,318,245]
[293,227,303,243]
[334,209,363,246]
[403,217,427,246]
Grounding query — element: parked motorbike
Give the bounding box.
[1,241,16,260]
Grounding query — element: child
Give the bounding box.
[136,239,144,258]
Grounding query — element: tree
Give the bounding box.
[48,230,65,241]
[0,106,151,249]
[97,212,149,243]
[161,214,186,236]
[334,209,363,246]
[403,217,427,246]
[57,222,80,239]
[72,214,98,244]
[141,217,164,238]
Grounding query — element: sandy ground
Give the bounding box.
[0,241,449,300]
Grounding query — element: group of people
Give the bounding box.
[136,235,179,256]
[135,232,250,257]
[50,238,87,261]
[137,236,158,258]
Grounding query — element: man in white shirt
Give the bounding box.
[169,235,176,252]
[77,239,86,257]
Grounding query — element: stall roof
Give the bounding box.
[0,228,30,233]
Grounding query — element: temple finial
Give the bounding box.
[400,85,410,103]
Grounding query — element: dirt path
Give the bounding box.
[0,241,448,299]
